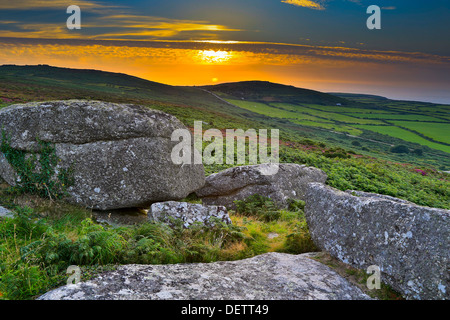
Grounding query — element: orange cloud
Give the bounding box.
[0,13,241,40]
[91,15,241,40]
[281,0,325,10]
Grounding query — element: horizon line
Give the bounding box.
[1,63,448,106]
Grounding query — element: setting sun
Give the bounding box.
[198,50,232,64]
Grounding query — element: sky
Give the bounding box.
[0,0,449,103]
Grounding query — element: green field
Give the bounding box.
[353,125,450,153]
[276,104,385,124]
[227,99,333,123]
[229,100,385,125]
[345,113,446,122]
[291,119,363,135]
[225,96,449,155]
[390,121,450,144]
[272,103,392,114]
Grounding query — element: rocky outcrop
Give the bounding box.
[149,201,232,228]
[196,163,327,209]
[0,206,13,219]
[37,252,371,300]
[0,100,205,210]
[304,183,450,300]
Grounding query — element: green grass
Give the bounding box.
[353,125,450,153]
[298,103,385,114]
[0,190,314,300]
[225,99,384,135]
[201,80,348,105]
[268,103,385,124]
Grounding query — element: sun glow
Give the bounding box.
[198,50,232,64]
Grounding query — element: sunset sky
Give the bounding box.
[0,0,449,103]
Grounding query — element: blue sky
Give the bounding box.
[1,0,449,54]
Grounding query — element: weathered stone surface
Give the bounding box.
[149,201,232,228]
[196,163,327,209]
[0,100,205,210]
[304,183,450,300]
[37,252,371,300]
[0,206,13,219]
[0,152,17,184]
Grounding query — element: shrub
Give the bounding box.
[390,145,409,154]
[287,199,305,212]
[234,194,281,222]
[282,232,317,254]
[22,219,127,269]
[281,219,317,254]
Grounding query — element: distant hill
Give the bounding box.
[201,81,350,106]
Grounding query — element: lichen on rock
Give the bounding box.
[304,182,450,300]
[37,252,371,300]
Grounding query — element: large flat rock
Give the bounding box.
[37,252,371,300]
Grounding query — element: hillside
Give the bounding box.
[0,64,238,112]
[203,81,450,168]
[0,64,449,170]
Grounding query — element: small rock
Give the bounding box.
[267,232,279,239]
[149,201,232,228]
[0,206,13,218]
